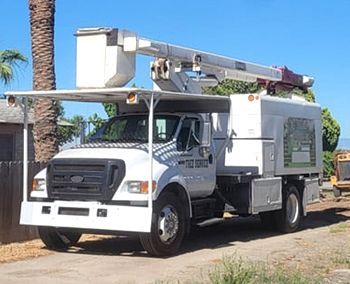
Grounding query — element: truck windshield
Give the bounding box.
[92,115,179,143]
[338,161,350,181]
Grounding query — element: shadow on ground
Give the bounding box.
[57,201,350,258]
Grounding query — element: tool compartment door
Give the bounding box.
[251,177,282,214]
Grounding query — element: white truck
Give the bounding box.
[6,28,322,256]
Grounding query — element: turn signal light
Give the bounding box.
[140,181,157,194]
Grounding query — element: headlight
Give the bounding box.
[127,181,156,194]
[32,178,46,191]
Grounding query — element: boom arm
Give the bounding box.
[75,28,313,93]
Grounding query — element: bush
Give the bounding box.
[323,151,334,178]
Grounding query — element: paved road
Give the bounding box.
[1,200,349,284]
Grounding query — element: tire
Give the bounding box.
[214,200,225,218]
[333,186,342,197]
[38,227,81,250]
[139,192,187,256]
[275,184,301,233]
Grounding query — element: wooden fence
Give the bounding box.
[0,162,46,244]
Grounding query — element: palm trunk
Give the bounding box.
[29,0,58,162]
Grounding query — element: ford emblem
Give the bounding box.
[71,175,84,183]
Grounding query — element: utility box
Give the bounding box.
[75,28,135,88]
[214,94,323,177]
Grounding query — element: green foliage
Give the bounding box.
[203,79,317,104]
[304,88,316,102]
[56,102,85,146]
[323,151,334,178]
[57,115,85,146]
[103,103,118,118]
[203,79,262,95]
[274,88,316,102]
[85,103,117,139]
[57,101,65,117]
[0,50,27,85]
[209,257,320,284]
[322,108,340,152]
[56,101,117,145]
[86,113,106,139]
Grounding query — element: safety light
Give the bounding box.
[126,92,139,104]
[248,94,255,102]
[7,96,16,107]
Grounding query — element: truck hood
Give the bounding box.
[56,145,148,163]
[54,141,178,171]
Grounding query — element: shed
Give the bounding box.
[0,100,35,161]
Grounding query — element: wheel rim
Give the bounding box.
[286,193,299,225]
[158,205,179,244]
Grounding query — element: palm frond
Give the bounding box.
[0,49,27,85]
[0,63,13,84]
[0,49,27,64]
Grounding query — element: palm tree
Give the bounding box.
[0,50,27,85]
[29,0,58,162]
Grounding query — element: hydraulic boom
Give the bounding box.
[75,28,313,93]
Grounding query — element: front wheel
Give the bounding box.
[275,184,301,233]
[38,227,81,250]
[139,192,187,256]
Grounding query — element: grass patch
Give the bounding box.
[209,257,321,284]
[329,223,350,233]
[332,252,350,268]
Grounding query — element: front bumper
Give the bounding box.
[20,201,152,233]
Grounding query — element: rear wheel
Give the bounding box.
[333,186,342,197]
[275,184,301,233]
[38,227,81,250]
[139,192,186,256]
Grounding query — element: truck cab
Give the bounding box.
[33,112,216,203]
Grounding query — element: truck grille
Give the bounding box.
[47,159,125,201]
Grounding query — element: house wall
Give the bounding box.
[0,123,35,161]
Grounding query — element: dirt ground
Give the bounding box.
[0,189,349,283]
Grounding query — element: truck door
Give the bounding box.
[177,117,216,198]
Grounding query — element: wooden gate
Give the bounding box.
[0,162,46,244]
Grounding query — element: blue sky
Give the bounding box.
[1,0,349,138]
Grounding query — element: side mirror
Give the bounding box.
[201,121,211,147]
[199,121,211,158]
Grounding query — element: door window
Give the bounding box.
[177,118,200,152]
